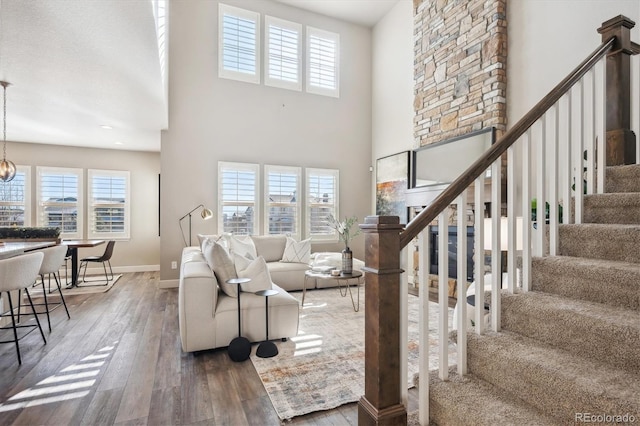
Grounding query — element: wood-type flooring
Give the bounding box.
[0,272,419,425]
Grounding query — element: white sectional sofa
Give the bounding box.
[178,234,364,353]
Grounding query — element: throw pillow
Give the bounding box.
[204,241,238,297]
[232,252,252,273]
[229,235,258,259]
[281,237,311,263]
[236,256,273,293]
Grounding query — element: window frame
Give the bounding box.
[36,166,83,239]
[218,161,261,236]
[306,26,340,98]
[305,167,339,242]
[218,3,261,84]
[264,164,301,239]
[265,15,302,91]
[87,169,130,240]
[0,165,31,227]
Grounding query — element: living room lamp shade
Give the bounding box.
[0,81,16,182]
[179,204,213,246]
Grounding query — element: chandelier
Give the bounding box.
[0,81,15,182]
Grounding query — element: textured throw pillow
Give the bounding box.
[229,235,257,259]
[281,237,311,263]
[204,241,238,297]
[232,252,252,273]
[236,256,273,293]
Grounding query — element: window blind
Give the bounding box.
[219,4,260,84]
[0,169,27,227]
[307,27,339,97]
[219,162,259,235]
[306,168,338,240]
[37,167,82,236]
[265,165,300,237]
[88,170,129,238]
[266,16,301,90]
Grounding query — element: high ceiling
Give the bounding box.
[0,0,399,153]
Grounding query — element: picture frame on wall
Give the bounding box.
[375,151,410,224]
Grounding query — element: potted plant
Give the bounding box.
[327,214,361,275]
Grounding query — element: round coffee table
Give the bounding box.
[303,270,364,312]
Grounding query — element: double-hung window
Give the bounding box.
[218,3,260,84]
[87,169,130,239]
[0,165,30,226]
[265,16,301,91]
[265,165,301,238]
[306,27,340,97]
[218,162,260,235]
[36,166,83,239]
[305,168,339,241]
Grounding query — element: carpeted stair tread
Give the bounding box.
[411,368,560,426]
[606,164,640,193]
[558,223,640,263]
[532,256,640,310]
[582,192,640,224]
[464,331,640,422]
[500,291,640,372]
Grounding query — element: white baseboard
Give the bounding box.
[158,279,179,289]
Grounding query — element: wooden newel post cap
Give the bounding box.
[597,15,635,52]
[360,215,404,231]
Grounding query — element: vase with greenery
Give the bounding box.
[327,214,361,275]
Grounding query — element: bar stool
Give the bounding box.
[0,251,46,365]
[20,245,70,332]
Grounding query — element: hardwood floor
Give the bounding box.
[0,272,419,425]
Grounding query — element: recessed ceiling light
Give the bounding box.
[114,141,123,145]
[101,125,113,130]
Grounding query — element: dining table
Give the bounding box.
[61,239,105,288]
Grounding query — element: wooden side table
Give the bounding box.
[226,278,251,362]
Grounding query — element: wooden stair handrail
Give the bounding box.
[399,36,616,249]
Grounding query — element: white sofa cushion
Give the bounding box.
[251,235,286,262]
[228,235,258,259]
[281,237,311,263]
[236,255,273,293]
[204,240,238,297]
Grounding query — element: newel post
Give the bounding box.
[597,15,637,165]
[358,216,407,426]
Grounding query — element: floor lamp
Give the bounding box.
[179,204,213,246]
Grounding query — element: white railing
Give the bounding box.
[407,53,616,425]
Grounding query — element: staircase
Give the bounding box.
[416,164,640,425]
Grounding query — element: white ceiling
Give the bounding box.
[0,0,398,153]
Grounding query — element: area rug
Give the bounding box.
[29,274,122,297]
[250,287,457,420]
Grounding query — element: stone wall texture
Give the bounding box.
[414,0,507,147]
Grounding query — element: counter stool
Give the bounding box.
[0,251,46,365]
[255,289,279,358]
[19,245,70,332]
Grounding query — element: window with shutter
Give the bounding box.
[265,165,300,238]
[306,27,340,97]
[88,170,130,239]
[0,165,30,227]
[36,166,83,238]
[218,162,260,235]
[265,16,301,91]
[305,168,339,241]
[219,3,260,84]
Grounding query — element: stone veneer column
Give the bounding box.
[413,0,508,147]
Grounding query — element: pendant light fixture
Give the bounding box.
[0,81,15,182]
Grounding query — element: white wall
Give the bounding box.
[7,141,160,270]
[508,0,640,124]
[371,0,414,213]
[160,0,372,284]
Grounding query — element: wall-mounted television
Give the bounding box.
[412,127,495,189]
